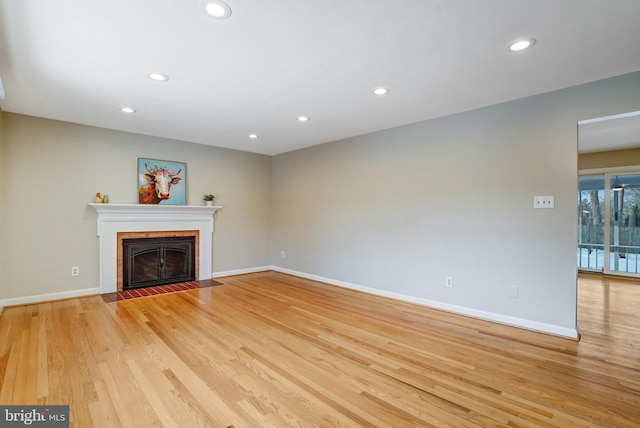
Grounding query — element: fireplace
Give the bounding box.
[89,203,221,294]
[116,230,200,292]
[122,236,196,290]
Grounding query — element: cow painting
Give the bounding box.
[138,159,186,204]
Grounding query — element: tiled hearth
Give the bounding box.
[101,278,223,303]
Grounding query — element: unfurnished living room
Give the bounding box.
[1,1,639,427]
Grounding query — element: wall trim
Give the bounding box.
[0,266,269,307]
[0,267,580,339]
[1,288,100,308]
[212,266,272,278]
[579,165,640,175]
[271,266,580,339]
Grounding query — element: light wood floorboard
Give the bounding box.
[0,271,639,427]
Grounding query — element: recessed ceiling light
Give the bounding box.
[297,116,310,122]
[120,106,136,113]
[506,37,536,52]
[372,87,390,96]
[148,73,169,81]
[201,0,232,19]
[249,133,258,139]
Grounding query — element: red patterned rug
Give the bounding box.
[101,279,223,303]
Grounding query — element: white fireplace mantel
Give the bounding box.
[88,203,222,293]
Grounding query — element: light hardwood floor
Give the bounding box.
[0,271,639,427]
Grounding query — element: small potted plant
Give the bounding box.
[202,194,215,206]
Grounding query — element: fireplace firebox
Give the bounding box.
[122,236,196,290]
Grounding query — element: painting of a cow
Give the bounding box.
[138,158,186,205]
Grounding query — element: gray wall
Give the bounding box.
[2,72,639,337]
[1,113,271,300]
[0,110,4,312]
[271,71,640,336]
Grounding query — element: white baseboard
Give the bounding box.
[211,266,271,278]
[1,288,100,308]
[0,267,580,339]
[272,266,580,339]
[0,266,274,308]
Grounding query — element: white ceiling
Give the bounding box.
[579,111,640,154]
[1,0,639,156]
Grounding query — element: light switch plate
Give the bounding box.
[534,196,554,209]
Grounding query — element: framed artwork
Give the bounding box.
[138,158,187,205]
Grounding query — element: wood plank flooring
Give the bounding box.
[0,271,639,427]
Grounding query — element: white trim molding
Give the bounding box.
[212,266,271,278]
[89,203,222,293]
[271,266,580,339]
[1,288,100,308]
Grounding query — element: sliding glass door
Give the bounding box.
[609,173,640,274]
[578,172,640,276]
[578,176,605,271]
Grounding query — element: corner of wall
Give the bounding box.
[0,109,5,310]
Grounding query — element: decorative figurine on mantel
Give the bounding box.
[202,194,215,206]
[93,192,103,203]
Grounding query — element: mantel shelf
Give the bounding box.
[88,203,222,216]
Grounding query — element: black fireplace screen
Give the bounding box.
[122,236,195,290]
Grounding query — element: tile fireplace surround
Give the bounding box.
[89,203,221,294]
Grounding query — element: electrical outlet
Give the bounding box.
[71,266,80,276]
[446,276,453,288]
[509,285,519,298]
[280,251,286,259]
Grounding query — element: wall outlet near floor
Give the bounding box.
[280,251,286,259]
[71,266,80,276]
[509,285,519,298]
[446,276,453,288]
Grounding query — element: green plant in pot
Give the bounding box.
[202,194,215,206]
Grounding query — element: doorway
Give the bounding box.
[578,172,640,277]
[578,110,640,277]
